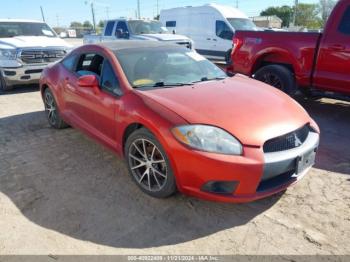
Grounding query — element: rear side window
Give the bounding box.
[216,20,233,40]
[338,6,350,35]
[105,21,115,36]
[100,60,121,95]
[166,21,176,27]
[62,54,77,71]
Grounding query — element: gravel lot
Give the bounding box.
[0,83,349,255]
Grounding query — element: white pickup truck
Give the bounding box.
[84,19,193,49]
[0,19,72,91]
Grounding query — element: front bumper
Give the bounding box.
[168,131,320,203]
[1,64,47,86]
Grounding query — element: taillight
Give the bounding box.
[232,37,243,54]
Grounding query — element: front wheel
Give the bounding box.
[0,75,13,93]
[254,65,296,96]
[125,128,177,198]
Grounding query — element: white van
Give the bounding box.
[160,4,257,62]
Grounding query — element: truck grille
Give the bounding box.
[20,49,66,64]
[263,125,310,153]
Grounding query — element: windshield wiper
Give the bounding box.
[134,81,194,89]
[191,76,227,84]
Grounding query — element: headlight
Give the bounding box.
[0,49,17,60]
[172,125,242,155]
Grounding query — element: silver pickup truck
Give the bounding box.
[0,19,72,92]
[84,19,193,49]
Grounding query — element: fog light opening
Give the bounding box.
[201,181,238,195]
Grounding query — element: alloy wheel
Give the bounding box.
[44,91,57,126]
[128,138,168,192]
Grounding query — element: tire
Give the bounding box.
[125,128,177,198]
[0,75,13,93]
[225,49,232,65]
[254,65,297,96]
[43,88,69,129]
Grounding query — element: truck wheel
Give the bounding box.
[254,65,296,96]
[0,75,13,93]
[225,49,232,65]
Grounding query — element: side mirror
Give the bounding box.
[78,75,100,94]
[172,29,176,34]
[124,31,130,39]
[116,29,123,38]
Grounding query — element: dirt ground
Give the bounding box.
[0,85,349,255]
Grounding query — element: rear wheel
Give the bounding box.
[44,88,68,129]
[125,128,177,198]
[254,65,296,96]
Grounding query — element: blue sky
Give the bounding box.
[0,0,319,27]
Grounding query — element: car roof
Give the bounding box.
[96,40,183,51]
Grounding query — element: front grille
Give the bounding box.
[176,41,191,49]
[20,49,66,64]
[263,125,310,153]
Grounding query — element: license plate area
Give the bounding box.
[295,149,317,175]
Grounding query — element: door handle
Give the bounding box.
[212,38,217,41]
[330,44,345,51]
[206,38,211,40]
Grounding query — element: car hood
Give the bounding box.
[0,36,72,49]
[137,75,311,146]
[133,33,190,42]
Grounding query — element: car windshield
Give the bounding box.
[115,47,227,89]
[0,22,57,38]
[128,20,168,35]
[227,18,257,31]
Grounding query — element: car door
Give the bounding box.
[313,4,350,94]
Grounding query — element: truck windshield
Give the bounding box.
[227,18,257,31]
[128,20,168,35]
[115,47,227,89]
[0,22,57,38]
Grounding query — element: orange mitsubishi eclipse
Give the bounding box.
[40,41,320,203]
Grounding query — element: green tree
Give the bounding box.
[98,20,105,28]
[260,6,293,27]
[83,20,93,29]
[295,3,323,29]
[70,21,83,29]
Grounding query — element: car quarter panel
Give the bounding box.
[230,31,321,87]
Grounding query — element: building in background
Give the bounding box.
[251,15,283,29]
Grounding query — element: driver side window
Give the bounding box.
[76,53,104,78]
[216,20,233,40]
[100,60,122,96]
[115,21,129,39]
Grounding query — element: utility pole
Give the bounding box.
[156,0,159,17]
[236,0,239,9]
[91,2,96,31]
[292,0,299,26]
[137,0,141,19]
[56,14,60,27]
[40,6,46,22]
